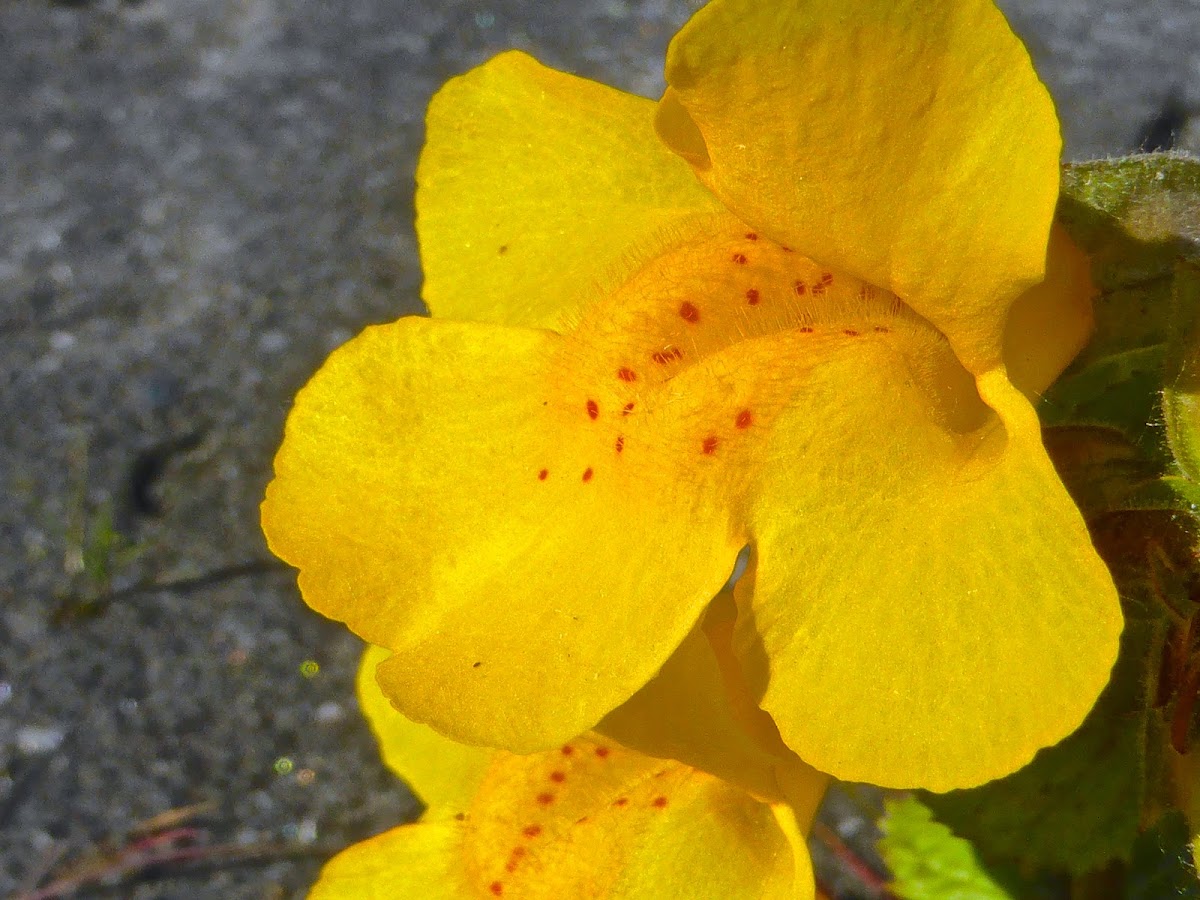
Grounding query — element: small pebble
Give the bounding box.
[17,725,66,754]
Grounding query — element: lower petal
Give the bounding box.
[736,365,1122,790]
[262,318,742,752]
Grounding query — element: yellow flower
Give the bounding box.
[262,0,1122,790]
[310,642,827,900]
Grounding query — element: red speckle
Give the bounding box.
[821,272,834,284]
[582,468,593,483]
[561,745,575,756]
[576,815,590,825]
[490,882,504,896]
[498,245,509,255]
[812,282,827,297]
[745,232,758,241]
[651,347,683,364]
[617,367,637,382]
[622,402,635,415]
[614,797,629,807]
[745,288,760,305]
[679,301,700,323]
[793,280,807,296]
[455,813,466,821]
[702,435,719,455]
[614,435,624,454]
[538,469,548,481]
[595,746,610,758]
[549,771,566,783]
[652,796,669,809]
[505,847,527,873]
[843,329,860,337]
[873,325,890,333]
[586,399,599,420]
[732,252,748,265]
[736,409,753,429]
[536,792,555,805]
[798,326,814,333]
[522,825,542,838]
[781,245,794,253]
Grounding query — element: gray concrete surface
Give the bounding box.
[1,0,1198,897]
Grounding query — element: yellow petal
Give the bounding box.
[418,50,724,328]
[267,222,1117,790]
[657,0,1061,373]
[596,590,792,802]
[262,316,743,751]
[735,369,1122,790]
[1003,225,1096,400]
[310,821,465,900]
[357,645,491,816]
[312,734,812,899]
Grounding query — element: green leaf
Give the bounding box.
[1163,260,1200,483]
[1127,811,1200,900]
[879,797,1014,900]
[922,615,1166,874]
[1059,153,1200,368]
[1043,154,1200,459]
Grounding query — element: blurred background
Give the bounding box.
[2,0,1199,896]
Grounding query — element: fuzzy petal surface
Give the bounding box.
[418,50,724,328]
[317,666,816,900]
[656,0,1061,373]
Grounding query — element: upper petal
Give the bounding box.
[418,51,724,328]
[656,0,1061,373]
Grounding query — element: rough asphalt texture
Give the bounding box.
[2,0,1198,897]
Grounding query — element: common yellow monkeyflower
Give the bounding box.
[263,0,1122,791]
[310,644,827,899]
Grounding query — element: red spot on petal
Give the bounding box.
[538,469,548,481]
[679,301,700,323]
[505,847,526,873]
[615,435,624,454]
[651,347,683,364]
[523,825,542,838]
[455,813,466,821]
[745,232,758,241]
[798,326,814,333]
[745,288,760,305]
[821,272,834,284]
[614,797,629,807]
[549,771,566,783]
[622,402,635,415]
[843,329,860,337]
[490,882,504,896]
[576,815,590,824]
[595,746,610,758]
[874,325,890,333]
[586,399,599,420]
[702,435,719,455]
[561,745,575,756]
[781,245,794,253]
[736,409,753,429]
[536,792,555,805]
[652,796,669,808]
[793,280,807,296]
[617,367,637,382]
[582,468,593,483]
[812,282,827,297]
[732,252,748,265]
[498,245,508,255]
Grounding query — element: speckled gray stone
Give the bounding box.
[1,0,1198,897]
